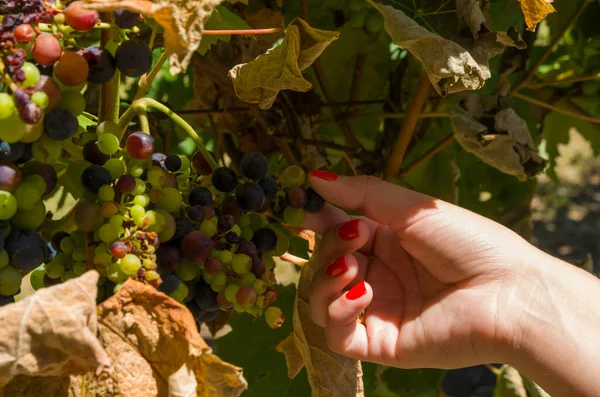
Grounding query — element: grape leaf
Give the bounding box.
[519,0,556,31]
[0,271,110,388]
[456,0,487,38]
[228,18,339,109]
[493,365,527,397]
[287,236,311,260]
[83,0,224,74]
[197,5,252,56]
[368,0,525,96]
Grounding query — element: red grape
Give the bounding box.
[116,174,136,194]
[191,151,214,175]
[236,286,257,306]
[0,164,21,192]
[204,258,221,275]
[13,24,35,43]
[64,1,99,32]
[180,231,212,263]
[110,241,128,258]
[126,132,154,159]
[54,52,89,86]
[32,34,62,66]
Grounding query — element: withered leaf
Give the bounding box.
[519,0,555,31]
[70,279,247,397]
[494,365,527,397]
[228,18,339,110]
[0,271,109,388]
[278,256,364,397]
[451,94,546,181]
[368,1,525,96]
[456,0,487,38]
[83,0,224,74]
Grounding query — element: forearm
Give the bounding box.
[508,251,600,396]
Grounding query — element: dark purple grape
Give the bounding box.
[159,272,181,294]
[151,152,167,169]
[81,164,112,194]
[237,240,257,258]
[21,161,57,195]
[252,257,266,276]
[13,89,28,109]
[188,186,212,206]
[115,39,152,77]
[191,151,214,175]
[225,231,240,244]
[83,139,110,165]
[185,205,205,222]
[198,309,220,323]
[217,214,235,233]
[19,101,42,124]
[173,216,192,241]
[116,174,136,194]
[258,177,277,196]
[164,154,182,172]
[194,280,219,312]
[286,186,307,209]
[180,231,212,263]
[252,228,277,253]
[50,231,69,253]
[240,152,269,180]
[211,167,238,193]
[236,183,265,212]
[44,108,78,140]
[0,163,21,192]
[0,141,25,162]
[6,229,47,272]
[113,9,141,29]
[156,245,181,271]
[82,45,116,84]
[304,187,325,213]
[220,196,243,221]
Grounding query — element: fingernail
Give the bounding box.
[346,281,367,301]
[326,256,348,277]
[309,170,339,181]
[338,219,360,241]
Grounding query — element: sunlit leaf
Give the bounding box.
[519,0,556,31]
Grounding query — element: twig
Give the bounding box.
[528,73,600,89]
[203,28,282,35]
[513,92,600,124]
[565,100,600,126]
[399,134,454,177]
[512,0,591,93]
[340,151,358,176]
[347,54,366,113]
[98,12,120,123]
[384,72,432,180]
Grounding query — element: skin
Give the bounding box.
[304,174,600,397]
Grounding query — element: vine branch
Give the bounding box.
[528,73,600,90]
[513,92,600,124]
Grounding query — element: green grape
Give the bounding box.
[199,219,218,237]
[120,254,141,275]
[0,114,26,143]
[99,185,115,202]
[219,250,233,264]
[98,132,120,155]
[29,266,45,290]
[142,210,157,225]
[72,247,86,262]
[240,227,253,241]
[109,214,125,229]
[104,158,125,179]
[57,90,85,116]
[0,265,21,296]
[113,283,123,294]
[157,210,176,242]
[72,230,86,246]
[0,93,16,120]
[12,200,45,229]
[232,253,251,275]
[224,283,240,302]
[23,174,47,196]
[31,91,49,109]
[0,249,8,270]
[148,211,165,233]
[61,270,77,282]
[54,252,71,265]
[147,168,165,187]
[59,236,76,254]
[169,282,188,303]
[271,232,290,256]
[132,178,146,195]
[264,306,284,329]
[253,279,267,295]
[14,183,41,210]
[97,120,120,136]
[129,164,144,177]
[232,302,246,313]
[210,271,227,292]
[179,155,190,172]
[157,187,182,213]
[283,207,305,227]
[231,224,241,236]
[145,270,160,281]
[133,194,150,207]
[0,191,17,220]
[264,255,275,270]
[107,261,127,283]
[240,272,256,287]
[282,165,306,187]
[73,261,86,276]
[45,258,65,279]
[130,204,145,225]
[238,214,251,228]
[99,223,119,243]
[21,62,41,87]
[33,135,62,163]
[94,244,113,266]
[175,260,200,281]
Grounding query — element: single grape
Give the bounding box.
[29,266,45,290]
[147,168,165,187]
[74,201,103,231]
[51,231,70,253]
[180,231,212,263]
[185,205,205,222]
[13,24,35,43]
[0,191,17,220]
[23,174,46,196]
[156,245,181,271]
[204,258,221,275]
[59,236,75,254]
[113,9,141,29]
[45,109,78,140]
[32,34,62,66]
[6,229,47,272]
[304,187,325,212]
[97,132,120,155]
[191,151,214,175]
[98,223,118,244]
[82,45,117,84]
[164,154,182,172]
[31,91,49,110]
[236,182,265,212]
[258,177,278,197]
[240,152,269,180]
[232,253,252,275]
[54,52,89,86]
[224,283,240,303]
[117,174,136,194]
[104,158,125,179]
[264,306,284,328]
[0,93,16,120]
[0,164,21,192]
[57,90,85,116]
[81,165,112,194]
[0,114,26,143]
[12,200,46,230]
[286,186,308,208]
[240,272,256,287]
[197,307,220,323]
[159,272,181,294]
[0,265,21,296]
[126,132,154,159]
[251,257,266,277]
[283,207,305,227]
[19,101,42,125]
[236,286,257,307]
[157,187,182,213]
[195,280,219,312]
[130,204,145,224]
[175,260,201,282]
[64,1,99,31]
[252,228,278,253]
[115,39,152,77]
[157,211,176,242]
[133,194,150,207]
[120,253,141,275]
[237,240,257,258]
[97,120,120,136]
[199,219,218,237]
[21,161,57,196]
[211,167,238,193]
[21,62,40,88]
[282,165,306,187]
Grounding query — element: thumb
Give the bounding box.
[307,171,439,230]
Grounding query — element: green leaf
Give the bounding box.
[197,5,252,55]
[287,236,310,260]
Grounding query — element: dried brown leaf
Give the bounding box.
[456,0,487,38]
[83,0,224,74]
[228,18,339,110]
[369,1,525,96]
[275,333,304,379]
[0,271,109,388]
[519,0,555,31]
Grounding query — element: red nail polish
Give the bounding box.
[346,281,367,301]
[309,170,339,181]
[326,256,348,277]
[338,219,360,241]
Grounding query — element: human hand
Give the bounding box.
[303,171,542,369]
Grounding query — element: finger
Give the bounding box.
[325,281,373,361]
[308,172,440,231]
[313,219,370,272]
[310,253,369,327]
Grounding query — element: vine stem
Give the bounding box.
[528,73,600,89]
[203,28,282,35]
[513,92,600,124]
[512,0,591,94]
[384,72,432,180]
[98,12,120,123]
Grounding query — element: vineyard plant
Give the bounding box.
[0,0,598,395]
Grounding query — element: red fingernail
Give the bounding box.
[346,281,367,301]
[309,170,339,181]
[338,219,360,241]
[326,256,348,277]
